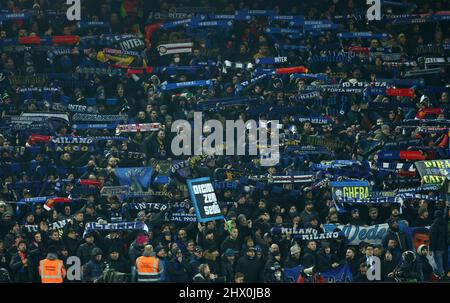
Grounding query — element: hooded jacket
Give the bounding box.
[415,250,433,281]
[167,256,190,283]
[263,255,281,282]
[83,248,106,283]
[128,240,145,264]
[77,242,98,265]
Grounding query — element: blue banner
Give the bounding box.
[115,167,153,190]
[324,222,399,245]
[285,265,305,283]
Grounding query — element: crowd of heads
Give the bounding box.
[0,0,449,283]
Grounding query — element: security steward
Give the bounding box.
[39,246,66,283]
[135,245,162,282]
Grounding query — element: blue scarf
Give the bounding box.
[188,20,233,28]
[166,213,198,223]
[337,32,390,39]
[83,221,149,237]
[121,203,169,213]
[160,80,212,91]
[72,124,120,130]
[255,57,288,65]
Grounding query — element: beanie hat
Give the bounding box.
[290,244,301,255]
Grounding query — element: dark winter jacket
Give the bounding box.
[430,217,448,251]
[284,255,302,268]
[106,257,130,273]
[236,255,262,283]
[63,236,80,256]
[416,253,433,281]
[77,242,98,265]
[220,236,241,255]
[128,241,145,265]
[316,250,339,272]
[301,247,317,268]
[219,257,236,283]
[263,256,281,282]
[381,259,397,282]
[9,251,33,283]
[397,259,422,281]
[83,249,106,283]
[168,257,190,283]
[381,226,411,252]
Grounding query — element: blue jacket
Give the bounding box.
[83,259,106,283]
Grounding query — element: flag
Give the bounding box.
[284,265,305,283]
[115,167,153,190]
[415,160,450,185]
[157,42,193,56]
[318,264,353,283]
[323,222,391,245]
